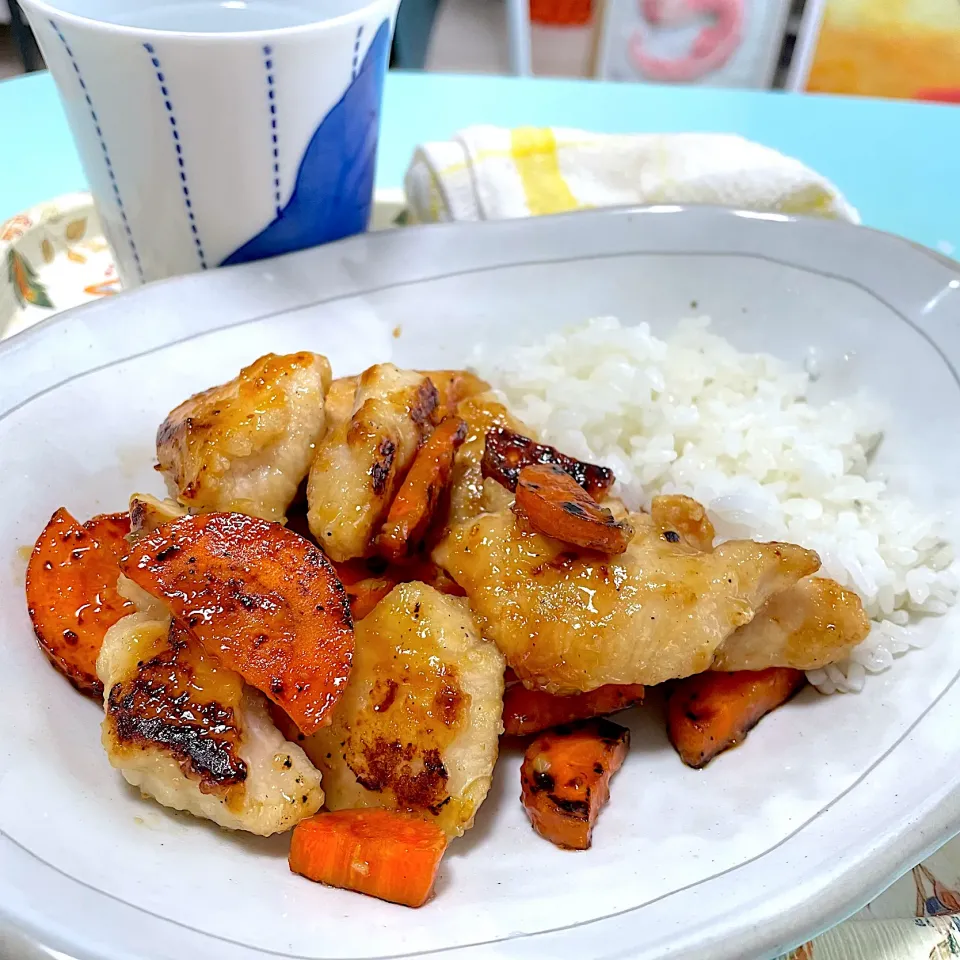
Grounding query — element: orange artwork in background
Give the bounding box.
[805,0,960,100]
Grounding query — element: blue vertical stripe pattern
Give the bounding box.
[352,25,363,78]
[143,43,207,270]
[49,19,144,283]
[263,45,281,217]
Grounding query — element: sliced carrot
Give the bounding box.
[520,718,629,850]
[504,683,645,737]
[25,508,133,698]
[345,575,398,621]
[514,464,634,554]
[377,416,468,561]
[482,426,615,498]
[121,512,353,735]
[332,557,464,623]
[289,809,447,907]
[667,668,806,769]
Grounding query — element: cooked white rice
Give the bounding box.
[474,316,958,694]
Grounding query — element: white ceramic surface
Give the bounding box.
[17,0,398,287]
[1,206,960,960]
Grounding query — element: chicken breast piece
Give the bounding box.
[434,507,820,694]
[293,582,505,838]
[448,391,530,525]
[97,595,323,836]
[307,364,438,562]
[156,352,332,524]
[128,493,187,539]
[712,576,870,671]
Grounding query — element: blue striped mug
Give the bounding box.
[19,0,399,286]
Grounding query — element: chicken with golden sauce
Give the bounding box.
[434,503,820,693]
[97,584,323,836]
[293,582,504,838]
[307,364,438,562]
[156,352,331,524]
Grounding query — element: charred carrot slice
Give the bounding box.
[514,464,634,554]
[122,512,353,735]
[667,668,806,769]
[26,508,133,698]
[289,809,447,907]
[377,416,468,561]
[482,426,615,498]
[520,718,629,850]
[504,683,645,737]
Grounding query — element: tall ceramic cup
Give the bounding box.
[18,0,398,286]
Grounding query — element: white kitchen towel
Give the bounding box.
[404,126,859,223]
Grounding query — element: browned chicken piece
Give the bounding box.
[156,352,332,524]
[711,576,870,671]
[306,364,437,562]
[128,493,186,539]
[292,582,505,838]
[434,507,820,694]
[97,584,323,836]
[448,391,531,525]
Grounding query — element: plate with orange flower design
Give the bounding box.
[0,190,408,340]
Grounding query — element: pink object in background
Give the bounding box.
[628,0,744,81]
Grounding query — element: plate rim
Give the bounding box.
[2,204,960,960]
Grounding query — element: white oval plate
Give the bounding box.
[2,206,960,960]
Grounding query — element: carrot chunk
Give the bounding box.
[122,512,353,735]
[25,508,133,698]
[667,668,806,769]
[520,718,629,850]
[504,683,645,737]
[289,809,447,907]
[333,557,464,623]
[377,416,468,561]
[482,426,615,498]
[514,464,634,553]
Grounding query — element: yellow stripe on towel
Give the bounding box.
[509,128,581,216]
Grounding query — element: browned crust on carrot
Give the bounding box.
[666,668,806,769]
[121,512,354,735]
[520,718,630,850]
[482,427,615,498]
[25,507,133,698]
[377,416,468,561]
[514,463,634,554]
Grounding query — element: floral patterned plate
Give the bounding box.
[0,189,409,340]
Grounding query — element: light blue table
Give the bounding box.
[2,69,959,255]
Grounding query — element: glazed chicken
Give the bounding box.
[434,502,820,694]
[156,351,332,524]
[307,364,438,562]
[712,576,870,671]
[447,390,530,525]
[291,582,505,838]
[97,585,323,836]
